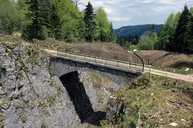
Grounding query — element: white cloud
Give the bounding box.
[79,0,192,28]
[104,7,112,14]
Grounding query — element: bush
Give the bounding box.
[137,32,158,50]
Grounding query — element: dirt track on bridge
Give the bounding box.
[43,48,193,83]
[144,67,193,83]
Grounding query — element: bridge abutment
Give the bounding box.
[50,57,141,86]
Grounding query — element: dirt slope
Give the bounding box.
[139,50,193,74]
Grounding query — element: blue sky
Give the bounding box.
[79,0,193,28]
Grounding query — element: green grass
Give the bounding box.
[0,112,4,128]
[88,72,113,89]
[102,75,193,128]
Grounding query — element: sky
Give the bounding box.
[79,0,193,28]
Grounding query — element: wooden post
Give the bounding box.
[148,59,151,81]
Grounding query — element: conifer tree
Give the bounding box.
[172,6,192,52]
[188,14,193,52]
[83,2,96,42]
[50,2,63,40]
[109,23,116,42]
[156,13,181,50]
[23,0,52,40]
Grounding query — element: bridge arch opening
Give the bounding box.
[59,71,106,126]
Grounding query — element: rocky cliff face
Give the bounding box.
[0,41,126,128]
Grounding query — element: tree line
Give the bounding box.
[157,6,193,53]
[128,6,193,53]
[0,0,115,42]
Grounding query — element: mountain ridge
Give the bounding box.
[115,24,162,41]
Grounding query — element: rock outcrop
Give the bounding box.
[0,41,126,128]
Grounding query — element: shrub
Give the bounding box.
[137,32,158,50]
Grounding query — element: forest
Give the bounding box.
[115,24,162,43]
[0,0,115,42]
[0,0,193,53]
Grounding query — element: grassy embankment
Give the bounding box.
[102,74,193,128]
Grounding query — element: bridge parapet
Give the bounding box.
[43,49,144,74]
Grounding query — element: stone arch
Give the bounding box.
[49,57,141,86]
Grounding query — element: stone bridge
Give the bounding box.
[46,49,143,78]
[46,49,144,125]
[50,57,141,85]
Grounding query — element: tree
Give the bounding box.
[138,32,158,50]
[188,13,193,52]
[172,6,192,52]
[23,0,52,40]
[0,0,27,34]
[53,0,82,41]
[95,7,111,41]
[95,8,115,42]
[50,1,63,40]
[16,0,29,31]
[109,23,116,42]
[83,2,96,42]
[156,13,180,50]
[190,7,193,15]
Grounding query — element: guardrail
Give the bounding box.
[59,50,144,67]
[43,49,144,73]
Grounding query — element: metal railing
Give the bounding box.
[60,50,144,66]
[44,49,144,73]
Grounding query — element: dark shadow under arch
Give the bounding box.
[59,71,106,126]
